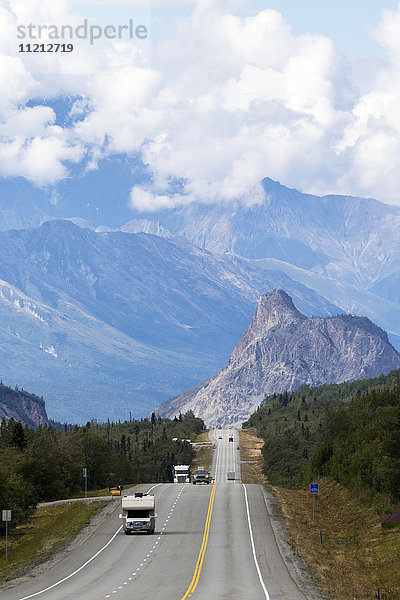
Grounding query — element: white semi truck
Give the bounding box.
[173,464,190,483]
[120,493,157,534]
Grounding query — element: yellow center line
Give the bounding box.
[180,482,217,600]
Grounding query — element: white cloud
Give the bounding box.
[130,186,193,210]
[0,136,84,185]
[0,106,56,137]
[2,0,400,205]
[126,4,350,205]
[334,1,400,203]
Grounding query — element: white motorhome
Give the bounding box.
[120,493,157,534]
[173,464,190,483]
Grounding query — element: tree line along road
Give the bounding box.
[1,429,308,600]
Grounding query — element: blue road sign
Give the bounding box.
[310,483,319,494]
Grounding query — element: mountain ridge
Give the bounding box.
[2,175,400,422]
[158,290,400,426]
[0,221,339,422]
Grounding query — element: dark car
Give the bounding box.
[229,436,233,442]
[193,468,211,484]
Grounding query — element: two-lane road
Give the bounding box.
[2,431,307,600]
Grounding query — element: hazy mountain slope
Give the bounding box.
[127,178,400,346]
[143,178,400,287]
[0,276,210,423]
[0,221,339,422]
[158,290,400,426]
[0,220,337,352]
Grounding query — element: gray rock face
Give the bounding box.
[158,290,400,426]
[0,385,48,428]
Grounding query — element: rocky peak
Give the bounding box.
[230,289,305,363]
[158,290,400,427]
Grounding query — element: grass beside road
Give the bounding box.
[0,501,107,585]
[273,479,400,600]
[239,427,267,485]
[239,427,400,599]
[192,430,213,472]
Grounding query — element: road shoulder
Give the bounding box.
[0,499,118,591]
[259,485,329,600]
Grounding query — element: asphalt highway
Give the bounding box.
[2,430,307,600]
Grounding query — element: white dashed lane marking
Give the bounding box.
[104,484,187,597]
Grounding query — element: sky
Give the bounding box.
[2,0,400,210]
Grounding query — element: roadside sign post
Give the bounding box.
[2,510,11,562]
[310,483,319,523]
[83,468,87,500]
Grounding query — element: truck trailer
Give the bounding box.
[173,464,190,483]
[119,493,157,534]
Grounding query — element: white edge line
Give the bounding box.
[17,526,123,600]
[242,484,270,600]
[17,484,163,600]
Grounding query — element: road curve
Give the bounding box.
[1,430,307,600]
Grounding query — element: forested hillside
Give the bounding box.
[244,369,400,497]
[0,411,204,532]
[305,384,400,504]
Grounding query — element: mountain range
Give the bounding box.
[0,220,336,422]
[158,290,400,426]
[6,176,398,345]
[132,178,400,348]
[2,174,400,422]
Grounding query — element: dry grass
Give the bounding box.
[192,430,213,472]
[0,501,106,584]
[239,427,267,484]
[272,479,400,600]
[239,428,400,598]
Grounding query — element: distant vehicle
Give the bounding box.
[193,467,211,484]
[227,472,235,480]
[229,436,233,442]
[119,493,157,534]
[173,464,190,483]
[218,435,222,439]
[218,425,222,429]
